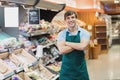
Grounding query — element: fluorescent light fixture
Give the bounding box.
[114,0,120,4]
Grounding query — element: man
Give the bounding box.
[57,10,90,80]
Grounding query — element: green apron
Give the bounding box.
[60,31,89,80]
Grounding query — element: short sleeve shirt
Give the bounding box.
[57,27,90,42]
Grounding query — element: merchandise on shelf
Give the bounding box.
[13,48,37,65]
[26,64,55,80]
[19,19,60,35]
[46,61,61,72]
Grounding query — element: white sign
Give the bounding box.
[4,7,19,27]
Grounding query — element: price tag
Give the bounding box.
[0,75,4,80]
[16,67,23,73]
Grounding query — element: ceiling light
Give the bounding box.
[114,0,120,4]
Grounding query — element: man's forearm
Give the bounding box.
[58,45,74,54]
[57,41,74,54]
[66,42,87,50]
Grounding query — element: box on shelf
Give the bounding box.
[12,48,37,65]
[0,48,37,79]
[17,72,32,80]
[26,64,55,80]
[0,48,37,70]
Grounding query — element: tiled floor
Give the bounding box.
[87,43,120,80]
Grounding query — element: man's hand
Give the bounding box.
[57,40,74,54]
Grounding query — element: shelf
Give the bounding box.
[19,31,30,37]
[43,40,57,48]
[32,40,57,52]
[99,43,107,45]
[19,30,50,37]
[0,47,21,54]
[96,31,106,33]
[44,55,59,66]
[96,28,106,32]
[101,45,108,50]
[1,62,38,80]
[101,50,108,53]
[15,66,24,73]
[96,33,107,38]
[96,38,107,39]
[0,49,8,53]
[51,74,59,80]
[2,71,15,80]
[95,25,106,27]
[95,23,108,53]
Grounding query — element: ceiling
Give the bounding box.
[1,0,120,20]
[100,0,120,15]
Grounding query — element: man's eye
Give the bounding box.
[71,16,75,19]
[66,17,70,19]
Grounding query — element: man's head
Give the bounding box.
[64,10,78,20]
[64,10,78,28]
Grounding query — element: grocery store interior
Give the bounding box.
[0,0,120,80]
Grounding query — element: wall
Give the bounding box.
[76,0,94,9]
[0,7,4,30]
[0,7,19,38]
[78,12,97,25]
[19,6,27,24]
[78,12,98,39]
[0,6,27,38]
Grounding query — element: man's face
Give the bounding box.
[65,14,77,28]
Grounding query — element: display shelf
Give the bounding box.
[19,30,50,37]
[2,71,15,80]
[43,40,57,48]
[96,31,106,33]
[0,49,8,53]
[15,59,38,73]
[15,66,24,73]
[44,55,59,66]
[101,44,108,50]
[97,38,107,44]
[32,40,57,52]
[1,61,38,80]
[95,26,106,32]
[46,67,59,75]
[96,37,107,39]
[51,74,59,80]
[96,32,106,38]
[0,48,38,80]
[0,47,22,54]
[0,0,65,80]
[95,23,108,53]
[95,25,106,27]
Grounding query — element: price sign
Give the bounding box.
[28,8,40,25]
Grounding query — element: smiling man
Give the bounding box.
[57,10,90,80]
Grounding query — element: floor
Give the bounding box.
[87,38,120,80]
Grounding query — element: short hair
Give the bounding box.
[64,10,78,20]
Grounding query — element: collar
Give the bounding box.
[66,26,81,33]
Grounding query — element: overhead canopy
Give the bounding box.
[0,0,65,12]
[0,0,65,22]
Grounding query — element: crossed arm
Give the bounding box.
[57,39,90,54]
